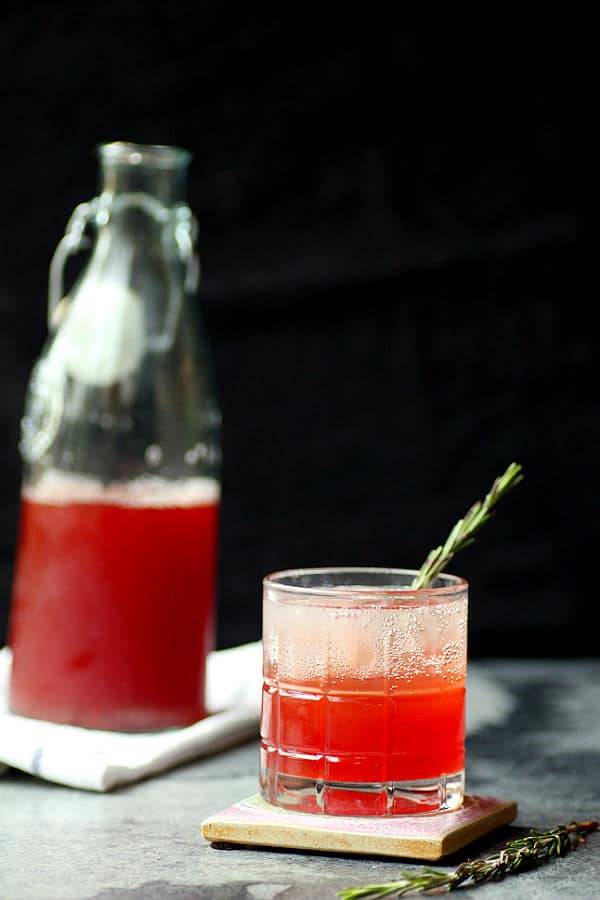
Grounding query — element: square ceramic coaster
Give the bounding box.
[201,793,517,860]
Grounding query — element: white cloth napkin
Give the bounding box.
[0,642,262,792]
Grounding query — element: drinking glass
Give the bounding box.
[260,567,468,816]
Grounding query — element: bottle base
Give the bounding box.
[8,693,207,732]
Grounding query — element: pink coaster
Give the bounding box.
[201,793,517,860]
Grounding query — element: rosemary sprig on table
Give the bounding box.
[410,462,524,590]
[337,820,598,898]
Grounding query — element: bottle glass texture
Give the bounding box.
[8,142,221,731]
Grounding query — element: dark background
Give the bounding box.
[0,6,596,656]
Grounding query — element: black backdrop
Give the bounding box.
[0,6,596,655]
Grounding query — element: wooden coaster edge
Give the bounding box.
[200,794,519,861]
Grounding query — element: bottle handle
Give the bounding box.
[174,204,200,295]
[47,196,199,346]
[148,203,200,351]
[47,200,98,330]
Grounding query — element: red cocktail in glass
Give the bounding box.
[260,567,467,816]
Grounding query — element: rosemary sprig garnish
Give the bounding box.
[410,462,524,590]
[337,820,598,898]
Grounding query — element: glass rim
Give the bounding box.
[263,566,468,601]
[97,141,192,168]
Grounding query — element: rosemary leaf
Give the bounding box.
[337,820,598,899]
[411,462,524,589]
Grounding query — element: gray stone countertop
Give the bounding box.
[1,658,599,900]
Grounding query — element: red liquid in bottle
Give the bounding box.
[8,473,219,731]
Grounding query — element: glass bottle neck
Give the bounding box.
[97,142,191,208]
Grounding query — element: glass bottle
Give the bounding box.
[7,142,221,731]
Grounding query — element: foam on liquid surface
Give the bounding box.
[23,469,220,508]
[264,592,467,686]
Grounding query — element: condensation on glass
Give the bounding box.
[260,567,468,816]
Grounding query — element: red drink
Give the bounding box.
[261,673,465,816]
[8,473,219,731]
[260,567,468,816]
